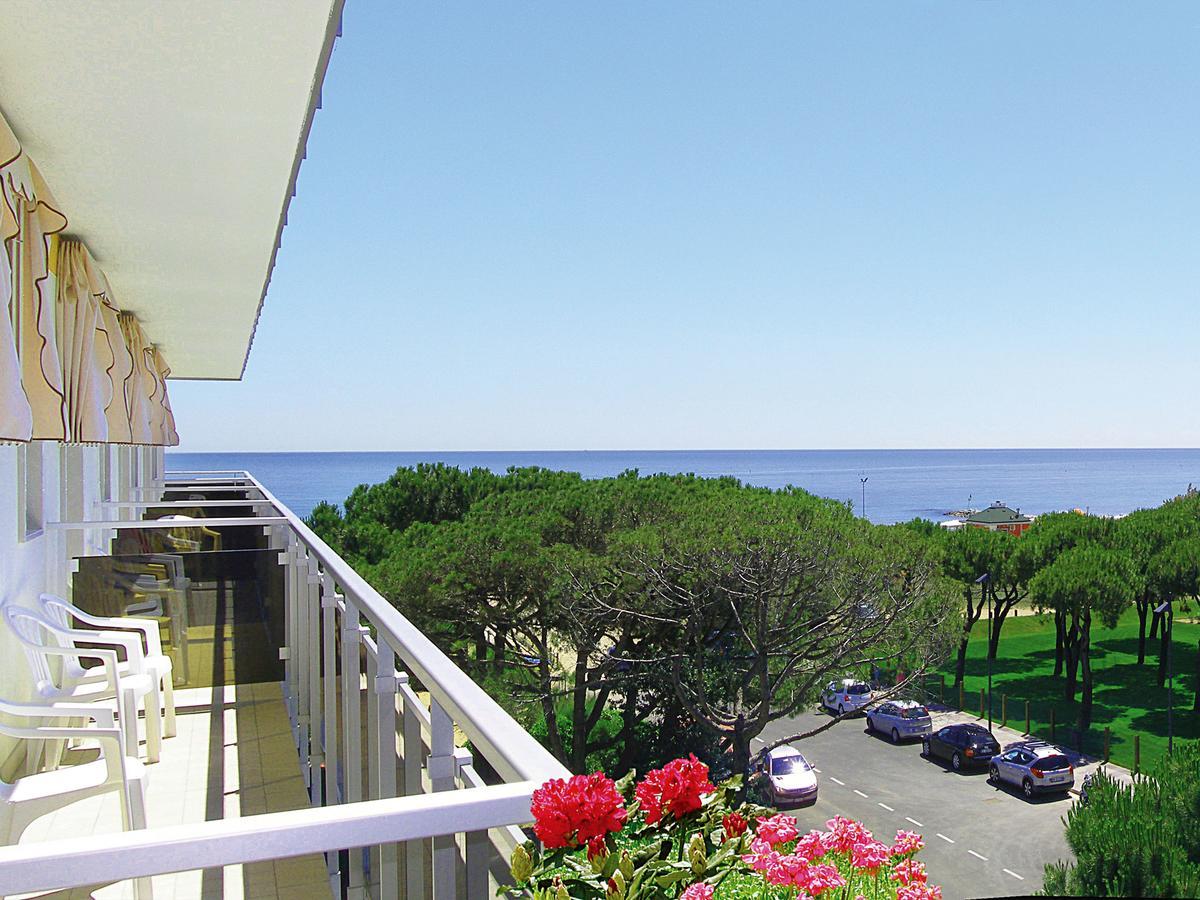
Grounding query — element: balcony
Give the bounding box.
[2,470,568,899]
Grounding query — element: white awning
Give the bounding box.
[0,1,343,379]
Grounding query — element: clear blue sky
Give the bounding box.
[171,2,1200,451]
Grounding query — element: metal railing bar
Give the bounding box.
[47,517,289,530]
[0,781,540,896]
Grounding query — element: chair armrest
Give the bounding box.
[0,699,117,728]
[0,723,132,781]
[36,645,124,694]
[47,601,164,658]
[66,627,147,673]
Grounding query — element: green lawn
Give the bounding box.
[937,607,1199,770]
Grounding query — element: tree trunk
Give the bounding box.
[1053,610,1066,677]
[1149,608,1161,641]
[474,625,488,665]
[1063,621,1080,701]
[1077,613,1093,733]
[1157,609,1173,689]
[954,635,970,688]
[491,625,508,674]
[1136,596,1149,665]
[616,682,642,775]
[731,716,753,803]
[536,629,566,764]
[571,653,592,773]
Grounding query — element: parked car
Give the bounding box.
[988,740,1075,797]
[865,700,932,743]
[922,723,1000,772]
[821,678,874,716]
[754,744,818,807]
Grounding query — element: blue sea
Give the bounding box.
[165,449,1200,525]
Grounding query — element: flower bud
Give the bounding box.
[554,876,570,900]
[510,845,533,883]
[588,837,608,873]
[688,832,707,875]
[618,850,634,882]
[607,870,626,899]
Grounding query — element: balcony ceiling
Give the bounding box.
[0,1,343,379]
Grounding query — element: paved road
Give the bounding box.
[755,711,1075,899]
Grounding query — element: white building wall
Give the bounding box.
[0,442,154,778]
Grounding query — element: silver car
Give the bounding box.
[820,678,874,716]
[755,745,818,807]
[865,700,932,743]
[988,740,1075,797]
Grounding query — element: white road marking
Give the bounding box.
[936,833,955,844]
[830,777,845,786]
[968,850,988,861]
[1003,869,1025,881]
[905,817,924,827]
[813,768,821,773]
[853,789,869,798]
[878,802,895,812]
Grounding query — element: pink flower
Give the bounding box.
[755,813,800,846]
[851,839,891,873]
[679,883,715,900]
[741,837,783,873]
[891,858,928,886]
[824,816,872,853]
[763,853,810,888]
[793,830,829,862]
[805,862,847,896]
[897,883,943,900]
[891,829,925,857]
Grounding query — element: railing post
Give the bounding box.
[340,598,367,898]
[305,555,323,796]
[430,698,457,900]
[320,574,341,807]
[456,750,488,900]
[293,545,312,783]
[279,537,298,726]
[401,683,427,899]
[375,641,401,897]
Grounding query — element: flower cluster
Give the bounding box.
[635,754,716,824]
[519,760,943,900]
[530,772,627,849]
[740,814,942,898]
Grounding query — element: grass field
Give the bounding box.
[938,606,1199,770]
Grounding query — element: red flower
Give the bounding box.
[722,812,748,841]
[531,772,628,849]
[635,755,715,824]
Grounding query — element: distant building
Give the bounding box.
[962,501,1033,536]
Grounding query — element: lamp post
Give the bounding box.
[860,476,869,520]
[976,572,992,732]
[1155,599,1173,753]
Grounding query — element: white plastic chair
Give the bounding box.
[39,594,176,740]
[110,556,191,685]
[0,698,152,899]
[3,604,162,765]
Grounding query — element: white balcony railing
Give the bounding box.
[3,470,569,899]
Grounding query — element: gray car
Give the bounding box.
[865,700,932,743]
[988,740,1075,797]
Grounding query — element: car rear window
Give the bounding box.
[900,707,928,719]
[1037,755,1071,771]
[847,684,871,694]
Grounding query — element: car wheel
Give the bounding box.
[922,738,930,758]
[865,717,874,733]
[988,765,999,784]
[891,728,900,744]
[1023,778,1034,798]
[951,751,963,772]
